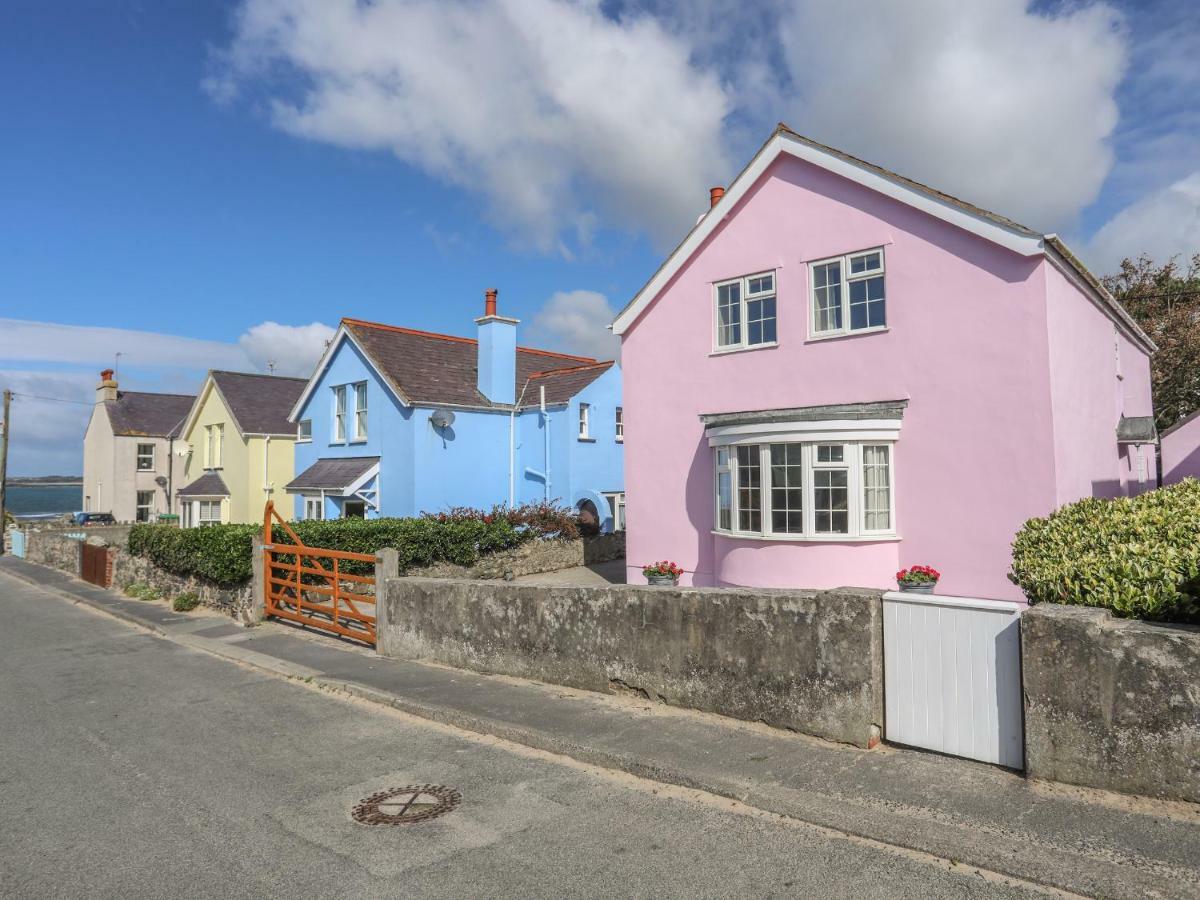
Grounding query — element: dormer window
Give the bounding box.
[810,248,886,338]
[714,272,777,351]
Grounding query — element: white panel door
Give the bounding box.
[883,592,1024,769]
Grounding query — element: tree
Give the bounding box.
[1103,254,1200,431]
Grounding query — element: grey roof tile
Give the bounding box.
[106,391,195,438]
[177,472,229,497]
[211,371,307,436]
[286,456,380,492]
[700,400,908,428]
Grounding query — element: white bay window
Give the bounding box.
[713,441,894,540]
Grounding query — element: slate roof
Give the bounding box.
[177,472,230,497]
[106,391,195,438]
[700,400,909,428]
[1116,415,1158,444]
[210,371,308,436]
[342,319,602,409]
[286,456,380,492]
[519,361,616,407]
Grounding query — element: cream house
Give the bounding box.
[176,371,307,526]
[82,369,194,522]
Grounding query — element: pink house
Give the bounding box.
[613,125,1157,603]
[1161,410,1200,484]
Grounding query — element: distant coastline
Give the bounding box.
[9,477,83,486]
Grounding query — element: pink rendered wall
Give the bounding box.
[1044,265,1155,501]
[1162,413,1200,484]
[621,155,1059,602]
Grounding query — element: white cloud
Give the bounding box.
[1083,171,1200,272]
[208,0,733,252]
[0,370,96,477]
[771,0,1127,234]
[0,319,249,371]
[238,321,335,377]
[527,290,620,361]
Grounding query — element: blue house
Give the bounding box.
[286,290,626,531]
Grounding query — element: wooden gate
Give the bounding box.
[81,542,111,587]
[262,502,377,645]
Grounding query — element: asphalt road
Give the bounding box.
[0,574,1045,899]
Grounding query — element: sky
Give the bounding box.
[1,0,1198,476]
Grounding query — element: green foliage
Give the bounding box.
[1009,479,1200,623]
[424,501,580,540]
[127,506,555,587]
[172,592,200,612]
[122,582,162,601]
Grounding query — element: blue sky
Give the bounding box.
[2,0,1198,475]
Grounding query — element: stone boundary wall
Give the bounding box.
[378,578,884,748]
[1022,604,1200,803]
[406,532,624,581]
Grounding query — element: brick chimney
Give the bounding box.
[475,288,519,405]
[96,368,118,403]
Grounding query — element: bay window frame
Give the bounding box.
[713,439,896,541]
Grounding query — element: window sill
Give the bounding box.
[711,529,900,544]
[296,439,312,444]
[348,439,369,445]
[709,342,778,357]
[806,326,888,344]
[578,437,596,443]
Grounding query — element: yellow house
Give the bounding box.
[176,371,308,526]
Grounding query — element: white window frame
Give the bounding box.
[297,419,312,443]
[204,426,213,468]
[135,490,155,523]
[332,385,347,443]
[578,403,591,440]
[615,407,624,443]
[304,496,324,521]
[213,423,224,468]
[713,270,778,352]
[135,443,155,471]
[603,491,626,531]
[198,499,222,527]
[352,382,368,442]
[712,440,896,542]
[808,248,886,340]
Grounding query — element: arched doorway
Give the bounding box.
[576,498,601,536]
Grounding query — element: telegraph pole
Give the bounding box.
[0,389,11,550]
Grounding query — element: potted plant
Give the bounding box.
[643,560,684,586]
[896,565,940,594]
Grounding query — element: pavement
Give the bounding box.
[2,555,1199,899]
[514,558,626,586]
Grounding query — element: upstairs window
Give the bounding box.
[615,407,624,443]
[136,443,155,471]
[353,382,368,441]
[203,424,224,469]
[578,403,591,440]
[333,385,347,443]
[810,248,886,338]
[714,272,776,351]
[297,419,312,443]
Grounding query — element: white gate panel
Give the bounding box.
[883,592,1023,769]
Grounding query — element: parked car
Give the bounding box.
[72,512,116,525]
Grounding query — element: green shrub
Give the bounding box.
[122,582,161,601]
[128,510,538,587]
[172,592,200,612]
[1009,479,1200,623]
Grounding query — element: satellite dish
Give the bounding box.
[155,475,168,487]
[430,409,456,429]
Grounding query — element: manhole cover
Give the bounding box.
[352,784,462,826]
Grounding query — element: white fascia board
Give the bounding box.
[705,417,902,447]
[287,326,409,422]
[612,132,1044,336]
[340,462,381,497]
[178,374,216,443]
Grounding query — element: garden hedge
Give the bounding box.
[127,504,577,588]
[1009,478,1200,623]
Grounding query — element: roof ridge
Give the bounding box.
[342,316,596,362]
[114,390,196,399]
[211,369,308,382]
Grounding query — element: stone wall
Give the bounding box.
[407,532,624,580]
[23,529,85,576]
[108,546,256,618]
[378,578,884,748]
[1022,604,1200,803]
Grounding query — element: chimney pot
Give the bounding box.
[709,186,725,209]
[485,288,498,318]
[100,369,114,381]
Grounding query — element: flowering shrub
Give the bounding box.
[643,560,684,579]
[423,501,580,540]
[896,565,940,585]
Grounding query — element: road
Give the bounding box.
[0,572,1047,899]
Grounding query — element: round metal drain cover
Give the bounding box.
[352,785,462,826]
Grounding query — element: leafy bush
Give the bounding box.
[172,593,200,612]
[122,582,161,601]
[1009,479,1200,623]
[424,501,580,540]
[128,507,546,587]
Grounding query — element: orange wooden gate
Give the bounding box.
[262,502,377,645]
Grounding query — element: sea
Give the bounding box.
[6,484,83,520]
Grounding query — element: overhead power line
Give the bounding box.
[9,392,92,406]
